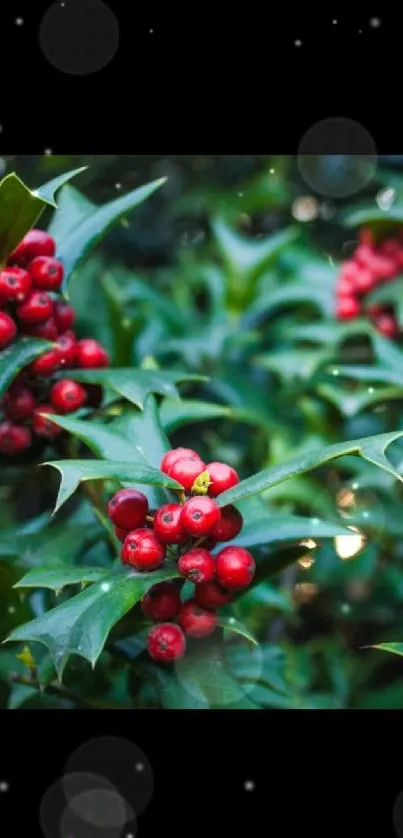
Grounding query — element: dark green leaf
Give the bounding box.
[0,169,85,265]
[15,566,108,592]
[44,459,182,513]
[0,338,53,398]
[5,566,181,677]
[39,413,141,461]
[68,368,207,409]
[218,431,403,507]
[224,514,352,550]
[57,178,167,289]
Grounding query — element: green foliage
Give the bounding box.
[3,156,403,708]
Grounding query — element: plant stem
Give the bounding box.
[11,673,93,709]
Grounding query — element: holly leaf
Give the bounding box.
[0,338,53,398]
[217,616,258,646]
[39,413,143,461]
[44,459,182,513]
[14,566,108,592]
[56,178,167,289]
[0,168,86,265]
[67,368,206,410]
[222,513,352,550]
[217,430,403,507]
[212,217,298,284]
[5,566,181,678]
[370,644,403,657]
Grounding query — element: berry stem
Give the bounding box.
[146,515,155,524]
[192,536,207,549]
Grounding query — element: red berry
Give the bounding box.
[194,581,234,610]
[30,350,61,376]
[0,312,17,348]
[107,488,149,530]
[206,462,240,497]
[178,548,215,584]
[375,313,399,339]
[354,245,376,270]
[24,317,59,340]
[215,546,256,590]
[366,303,385,319]
[181,496,221,537]
[122,529,166,571]
[29,256,64,291]
[147,623,186,663]
[141,582,182,622]
[340,260,360,282]
[336,278,355,298]
[211,505,243,542]
[167,456,206,493]
[352,268,376,294]
[54,301,76,333]
[0,422,32,455]
[114,526,129,543]
[161,448,201,475]
[16,291,53,324]
[3,385,36,421]
[359,228,374,248]
[370,252,397,281]
[178,600,218,638]
[49,379,87,414]
[56,331,77,367]
[76,339,109,368]
[32,405,63,438]
[336,297,361,320]
[153,504,188,545]
[8,229,55,266]
[0,267,31,301]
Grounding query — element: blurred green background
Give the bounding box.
[2,153,403,709]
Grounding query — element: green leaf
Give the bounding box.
[342,203,403,227]
[160,399,231,432]
[217,616,258,646]
[225,514,352,550]
[0,338,54,398]
[110,398,170,470]
[212,217,298,283]
[14,566,108,592]
[39,413,141,461]
[371,644,403,657]
[47,184,95,242]
[217,430,403,507]
[174,643,258,709]
[44,459,182,513]
[57,178,167,289]
[5,566,181,678]
[67,368,206,410]
[0,169,85,265]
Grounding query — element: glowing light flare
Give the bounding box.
[334,527,366,560]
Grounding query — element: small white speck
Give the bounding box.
[0,782,9,793]
[363,511,370,519]
[135,762,145,772]
[369,17,381,28]
[149,28,154,34]
[244,780,255,791]
[367,387,375,394]
[332,369,340,376]
[101,582,111,593]
[358,29,362,34]
[332,19,337,24]
[269,168,275,174]
[228,617,236,625]
[238,192,244,198]
[15,17,24,26]
[311,518,320,526]
[44,149,52,156]
[294,39,302,47]
[115,182,122,190]
[8,606,15,614]
[352,483,359,491]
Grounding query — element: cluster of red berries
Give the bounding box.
[335,228,403,338]
[107,447,255,663]
[0,229,109,456]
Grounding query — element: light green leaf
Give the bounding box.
[217,430,403,507]
[0,338,54,398]
[0,168,86,264]
[342,204,403,227]
[14,566,108,592]
[47,184,95,242]
[57,178,167,289]
[40,413,141,462]
[160,398,231,432]
[44,459,182,513]
[5,566,181,677]
[67,368,206,410]
[212,217,298,282]
[218,616,258,646]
